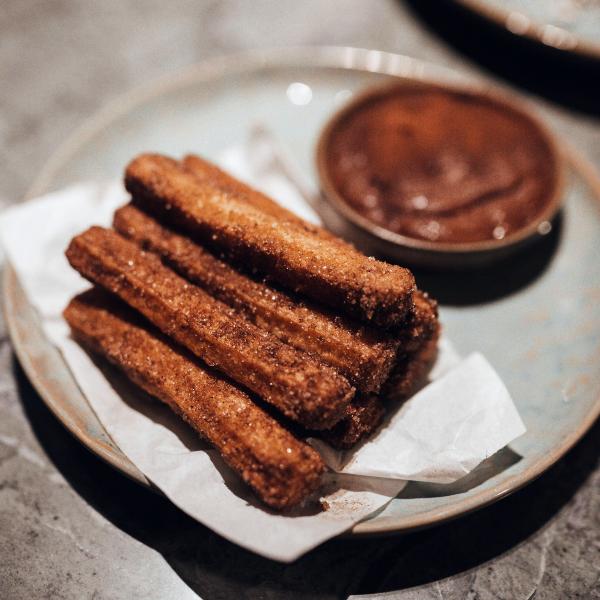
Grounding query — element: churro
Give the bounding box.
[125,154,415,328]
[384,324,441,400]
[398,290,439,355]
[320,395,385,450]
[64,288,325,508]
[113,203,398,393]
[182,155,317,228]
[66,226,354,429]
[182,154,346,246]
[321,307,440,448]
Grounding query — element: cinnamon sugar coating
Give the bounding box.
[384,323,441,400]
[125,154,415,328]
[182,155,319,228]
[397,290,439,356]
[181,154,343,244]
[61,153,443,512]
[323,292,439,446]
[64,289,324,509]
[113,203,398,394]
[66,227,354,430]
[320,395,385,450]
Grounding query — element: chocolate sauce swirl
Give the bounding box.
[325,85,558,244]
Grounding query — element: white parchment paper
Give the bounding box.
[0,142,526,561]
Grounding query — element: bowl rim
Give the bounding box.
[315,78,566,256]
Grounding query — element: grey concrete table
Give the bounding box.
[1,2,599,598]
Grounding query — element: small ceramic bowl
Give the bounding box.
[316,80,565,269]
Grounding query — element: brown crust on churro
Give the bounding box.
[397,290,439,356]
[182,154,346,246]
[114,203,398,393]
[319,395,386,450]
[384,323,440,400]
[65,226,354,429]
[64,288,325,509]
[181,155,320,229]
[321,304,439,447]
[125,153,415,328]
[320,304,439,448]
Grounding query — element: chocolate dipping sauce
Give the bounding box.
[323,84,560,245]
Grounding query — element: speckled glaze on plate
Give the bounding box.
[4,47,600,536]
[454,0,600,61]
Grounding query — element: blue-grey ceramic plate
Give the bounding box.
[455,0,600,60]
[5,47,600,535]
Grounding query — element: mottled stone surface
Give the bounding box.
[1,1,599,599]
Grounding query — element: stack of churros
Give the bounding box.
[63,153,439,510]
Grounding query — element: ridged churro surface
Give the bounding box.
[125,154,415,328]
[182,154,345,245]
[398,290,439,356]
[66,226,354,429]
[320,395,386,450]
[385,324,441,400]
[114,203,398,393]
[320,306,439,448]
[64,289,324,508]
[182,155,318,228]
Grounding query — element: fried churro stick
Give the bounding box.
[384,324,440,400]
[66,227,354,429]
[322,336,439,449]
[322,305,439,448]
[182,155,314,227]
[383,291,439,400]
[398,291,439,355]
[113,204,398,393]
[181,154,343,244]
[64,289,325,509]
[125,154,415,328]
[324,322,440,449]
[320,395,385,450]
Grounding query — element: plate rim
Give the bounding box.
[453,0,600,61]
[6,46,600,536]
[2,266,152,488]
